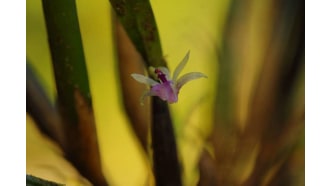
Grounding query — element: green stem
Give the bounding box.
[110,0,165,67]
[151,98,182,186]
[41,0,107,185]
[109,0,182,185]
[42,0,90,110]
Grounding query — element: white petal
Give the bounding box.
[131,74,159,86]
[176,72,207,90]
[139,90,155,106]
[172,51,190,81]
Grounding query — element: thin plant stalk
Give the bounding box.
[109,0,182,185]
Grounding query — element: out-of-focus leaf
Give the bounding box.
[26,175,64,186]
[26,61,65,146]
[209,0,305,185]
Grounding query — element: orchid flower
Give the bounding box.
[131,51,207,104]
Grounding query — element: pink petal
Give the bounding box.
[151,81,178,103]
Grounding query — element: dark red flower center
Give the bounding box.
[155,68,168,83]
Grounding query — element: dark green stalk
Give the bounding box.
[109,0,165,67]
[151,98,182,186]
[42,0,90,110]
[109,0,182,185]
[41,0,107,185]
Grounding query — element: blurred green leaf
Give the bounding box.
[26,175,64,186]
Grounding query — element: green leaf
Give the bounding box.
[26,175,64,186]
[41,0,107,185]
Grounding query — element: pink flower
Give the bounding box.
[131,51,207,104]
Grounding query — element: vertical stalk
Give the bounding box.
[109,0,182,185]
[41,0,107,185]
[152,98,182,186]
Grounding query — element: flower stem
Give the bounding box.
[109,0,182,185]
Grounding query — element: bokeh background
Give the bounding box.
[26,0,304,185]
